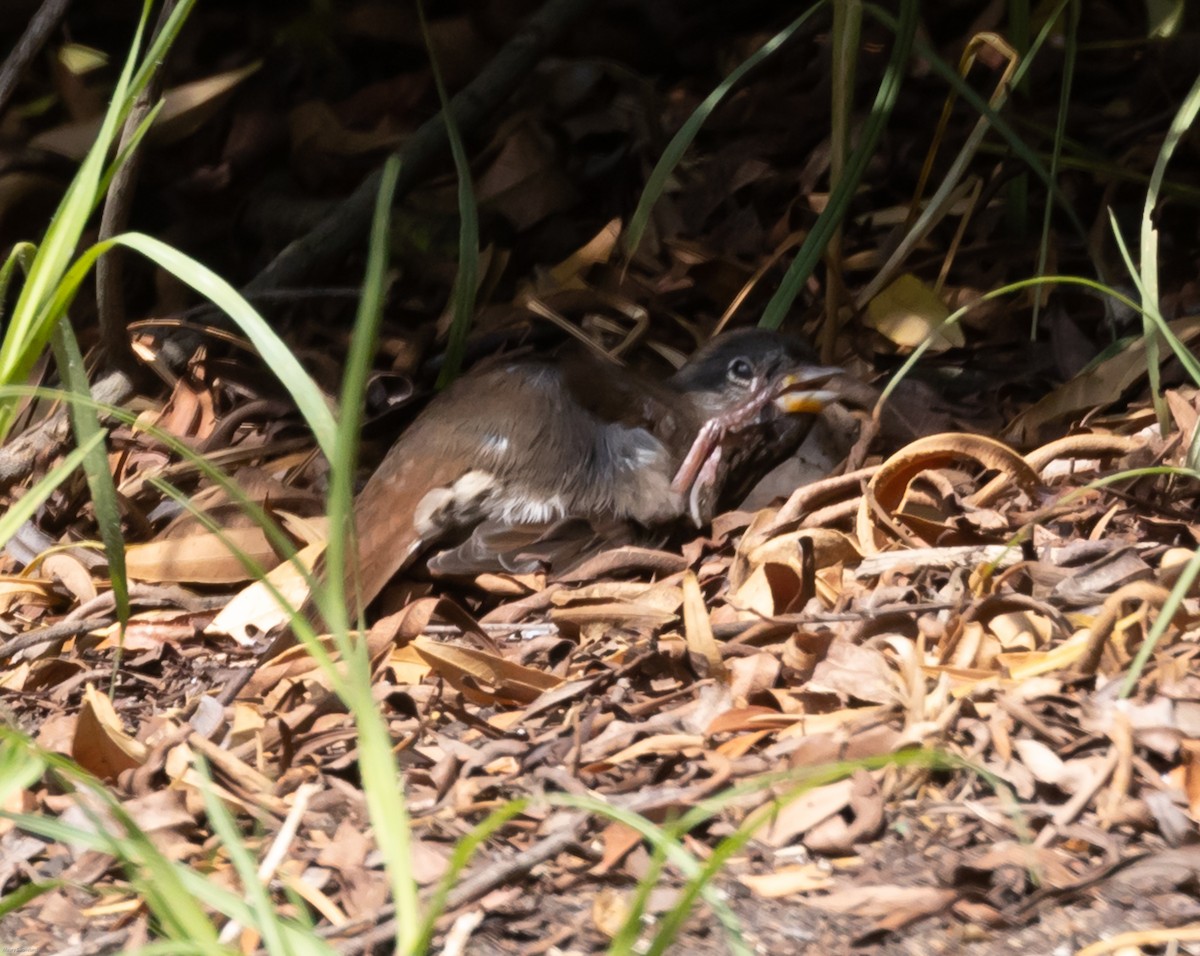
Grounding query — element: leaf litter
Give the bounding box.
[2,2,1200,953]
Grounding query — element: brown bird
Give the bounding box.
[340,327,839,616]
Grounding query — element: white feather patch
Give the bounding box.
[414,470,497,534]
[498,494,566,524]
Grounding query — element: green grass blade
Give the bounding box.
[0,430,104,551]
[0,0,196,439]
[414,799,530,952]
[328,150,400,636]
[607,838,675,956]
[420,2,480,389]
[876,274,1143,410]
[1121,545,1200,697]
[1107,210,1200,386]
[96,98,165,203]
[867,3,1089,249]
[1140,69,1200,434]
[149,476,337,686]
[128,0,200,104]
[1031,0,1079,337]
[1005,0,1031,237]
[549,793,745,949]
[318,153,423,955]
[0,880,59,920]
[5,769,222,944]
[50,321,130,647]
[0,243,37,327]
[0,731,48,807]
[760,0,916,329]
[5,1,151,345]
[623,2,827,264]
[111,233,338,459]
[0,383,329,656]
[194,757,296,956]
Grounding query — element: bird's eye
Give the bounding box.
[727,357,754,386]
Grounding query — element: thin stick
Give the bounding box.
[0,0,73,118]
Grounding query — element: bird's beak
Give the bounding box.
[772,366,842,415]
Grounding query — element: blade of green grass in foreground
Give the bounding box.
[321,152,423,956]
[0,431,105,552]
[1031,0,1079,337]
[1122,544,1200,698]
[1107,212,1200,386]
[0,382,335,679]
[869,2,1089,249]
[1,735,223,947]
[0,0,196,440]
[196,757,330,955]
[874,274,1142,410]
[110,233,340,460]
[50,321,131,673]
[414,799,531,952]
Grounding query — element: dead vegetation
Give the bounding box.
[1,1,1199,953]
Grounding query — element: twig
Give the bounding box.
[0,0,73,118]
[63,582,227,620]
[332,812,589,956]
[0,618,110,658]
[96,0,179,374]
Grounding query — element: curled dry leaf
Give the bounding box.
[856,433,1042,555]
[73,684,147,781]
[727,561,804,619]
[40,554,97,605]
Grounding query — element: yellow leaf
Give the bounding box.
[865,273,963,350]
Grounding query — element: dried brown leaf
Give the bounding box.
[682,571,725,679]
[412,637,562,705]
[73,684,147,781]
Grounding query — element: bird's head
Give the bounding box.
[669,327,844,523]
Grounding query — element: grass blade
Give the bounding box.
[623,3,826,264]
[761,0,917,329]
[50,321,130,660]
[420,1,480,389]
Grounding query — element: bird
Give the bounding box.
[339,327,840,617]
